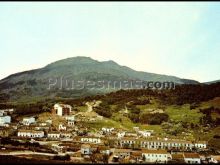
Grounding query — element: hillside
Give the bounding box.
[1,82,220,149]
[0,56,199,103]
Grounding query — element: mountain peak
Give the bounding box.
[46,56,98,68]
[102,60,118,65]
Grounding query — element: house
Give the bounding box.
[133,127,140,132]
[0,111,4,116]
[35,125,50,131]
[17,129,44,138]
[117,131,126,138]
[113,149,133,159]
[0,109,14,116]
[125,131,138,137]
[140,138,193,151]
[194,141,207,149]
[119,137,139,148]
[65,115,75,126]
[47,131,60,139]
[67,120,75,126]
[46,119,52,124]
[142,149,170,163]
[80,136,101,144]
[81,144,91,155]
[58,124,66,131]
[97,146,111,155]
[38,122,47,126]
[51,144,63,152]
[0,115,11,125]
[53,103,72,116]
[101,127,114,134]
[0,128,10,137]
[22,117,35,126]
[210,155,220,164]
[138,130,151,137]
[10,123,18,130]
[183,153,201,164]
[171,153,185,163]
[35,122,50,130]
[130,151,143,163]
[60,131,72,138]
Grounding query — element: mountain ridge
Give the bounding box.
[0,56,199,102]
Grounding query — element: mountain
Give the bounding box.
[0,56,199,102]
[204,80,220,84]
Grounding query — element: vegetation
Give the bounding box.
[1,82,220,148]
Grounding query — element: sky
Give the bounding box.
[0,2,220,82]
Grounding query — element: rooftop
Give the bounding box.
[184,153,200,159]
[171,154,184,159]
[114,148,133,153]
[141,149,168,154]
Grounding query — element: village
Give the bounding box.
[0,102,219,164]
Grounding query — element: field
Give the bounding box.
[74,96,220,146]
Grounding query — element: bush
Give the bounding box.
[93,102,112,118]
[140,113,169,125]
[53,154,70,161]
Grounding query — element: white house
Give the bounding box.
[125,131,138,137]
[81,144,91,155]
[0,109,14,116]
[47,132,60,139]
[102,127,114,133]
[0,116,11,125]
[58,124,67,131]
[80,136,101,144]
[22,117,35,126]
[60,131,72,138]
[98,146,111,155]
[138,130,151,137]
[17,130,44,138]
[54,103,72,116]
[210,155,220,164]
[65,115,75,126]
[194,141,207,149]
[117,131,126,138]
[46,119,52,124]
[142,149,170,163]
[113,149,132,159]
[65,115,75,121]
[119,137,138,148]
[52,144,63,152]
[183,153,201,164]
[140,139,194,150]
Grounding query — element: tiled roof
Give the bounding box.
[195,141,207,144]
[18,129,43,133]
[131,151,142,156]
[114,149,133,153]
[211,155,220,161]
[48,131,60,134]
[98,146,110,150]
[141,149,168,154]
[183,153,200,159]
[171,154,184,159]
[81,144,91,148]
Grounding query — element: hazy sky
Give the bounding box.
[0,2,220,82]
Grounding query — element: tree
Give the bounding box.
[103,154,109,164]
[140,113,169,125]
